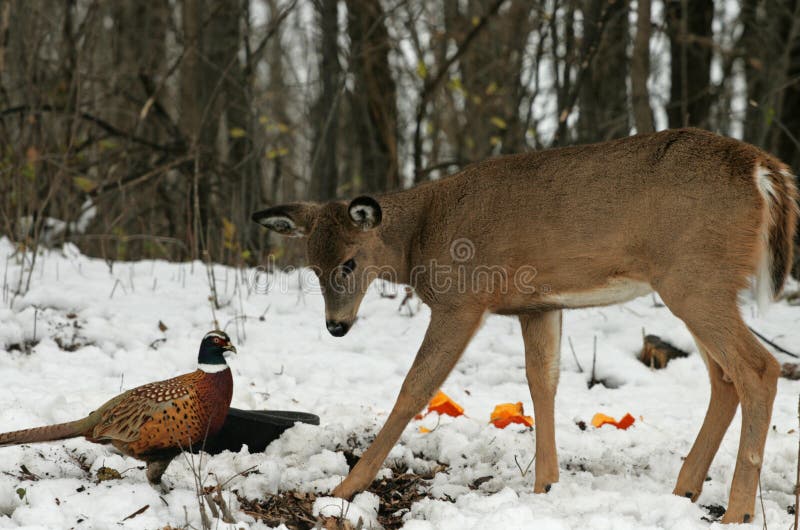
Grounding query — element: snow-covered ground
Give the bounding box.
[0,238,798,529]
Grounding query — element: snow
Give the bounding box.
[313,492,380,527]
[0,237,798,529]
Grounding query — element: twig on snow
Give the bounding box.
[749,326,799,358]
[567,336,584,373]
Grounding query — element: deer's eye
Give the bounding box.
[341,258,356,276]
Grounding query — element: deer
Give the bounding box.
[251,128,797,524]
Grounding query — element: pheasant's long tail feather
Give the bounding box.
[0,418,93,445]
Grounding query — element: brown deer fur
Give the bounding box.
[252,128,798,524]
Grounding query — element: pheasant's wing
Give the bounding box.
[89,375,192,443]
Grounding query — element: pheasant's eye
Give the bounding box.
[213,337,223,345]
[341,258,356,276]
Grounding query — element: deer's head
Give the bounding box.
[251,196,384,337]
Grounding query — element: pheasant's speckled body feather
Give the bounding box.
[89,369,233,458]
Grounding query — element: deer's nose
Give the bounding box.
[326,320,350,337]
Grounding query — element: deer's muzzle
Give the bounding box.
[326,320,350,337]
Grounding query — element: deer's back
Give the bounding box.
[401,129,783,310]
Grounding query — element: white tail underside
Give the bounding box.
[753,164,777,314]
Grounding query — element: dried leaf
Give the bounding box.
[416,60,427,79]
[96,466,122,482]
[490,116,507,129]
[25,146,39,163]
[447,77,464,94]
[73,176,98,193]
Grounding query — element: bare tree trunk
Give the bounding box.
[435,0,466,165]
[265,0,294,204]
[740,1,800,278]
[767,1,800,163]
[776,42,800,173]
[742,0,800,153]
[216,0,261,257]
[665,0,713,128]
[552,0,577,146]
[411,0,506,181]
[631,0,654,133]
[498,0,535,154]
[742,0,772,146]
[453,0,532,158]
[577,0,630,142]
[180,0,218,255]
[345,0,399,194]
[109,1,172,249]
[0,0,11,78]
[770,1,800,283]
[111,1,169,170]
[310,0,340,200]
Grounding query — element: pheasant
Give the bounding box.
[0,330,236,485]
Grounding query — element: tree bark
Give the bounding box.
[112,1,168,158]
[265,0,294,204]
[665,0,713,128]
[459,0,531,157]
[767,1,800,168]
[0,0,11,77]
[310,0,341,201]
[742,0,774,147]
[345,0,399,194]
[181,0,228,254]
[216,0,262,256]
[631,0,654,134]
[577,0,630,143]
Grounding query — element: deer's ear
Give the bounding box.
[348,196,382,231]
[251,203,319,238]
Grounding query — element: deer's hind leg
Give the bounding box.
[672,337,739,502]
[658,284,779,524]
[519,310,562,493]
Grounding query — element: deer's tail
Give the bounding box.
[754,161,798,311]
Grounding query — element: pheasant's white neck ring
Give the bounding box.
[198,363,230,373]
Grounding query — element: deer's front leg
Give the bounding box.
[332,307,485,499]
[519,311,562,493]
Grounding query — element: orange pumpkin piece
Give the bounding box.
[490,402,534,429]
[591,412,636,430]
[417,390,464,419]
[591,413,617,428]
[615,413,635,430]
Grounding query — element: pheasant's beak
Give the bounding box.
[224,343,237,355]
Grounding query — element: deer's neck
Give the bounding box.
[376,187,431,285]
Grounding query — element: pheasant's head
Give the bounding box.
[198,330,237,372]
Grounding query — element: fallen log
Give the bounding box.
[638,334,689,369]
